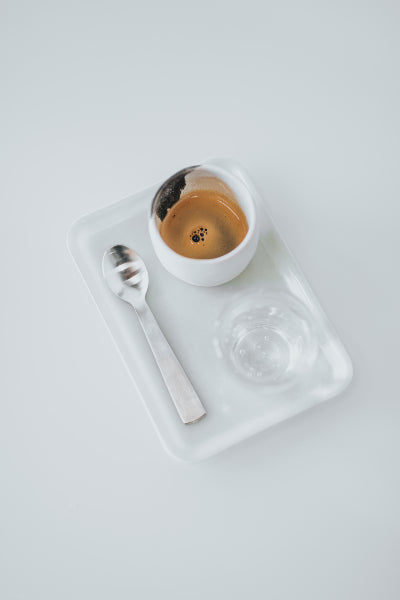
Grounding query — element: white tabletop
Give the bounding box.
[2,2,399,599]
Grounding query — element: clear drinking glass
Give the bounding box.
[216,289,318,387]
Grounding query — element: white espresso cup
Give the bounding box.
[149,164,259,287]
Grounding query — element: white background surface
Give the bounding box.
[2,1,400,598]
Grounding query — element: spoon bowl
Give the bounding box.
[102,245,149,310]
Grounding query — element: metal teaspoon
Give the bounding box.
[102,245,206,424]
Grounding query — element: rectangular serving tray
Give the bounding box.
[68,158,352,461]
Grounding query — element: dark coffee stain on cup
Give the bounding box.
[152,166,198,221]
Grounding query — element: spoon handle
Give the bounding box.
[135,301,207,424]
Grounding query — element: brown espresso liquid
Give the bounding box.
[159,189,249,259]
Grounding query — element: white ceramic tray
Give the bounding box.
[68,158,353,461]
